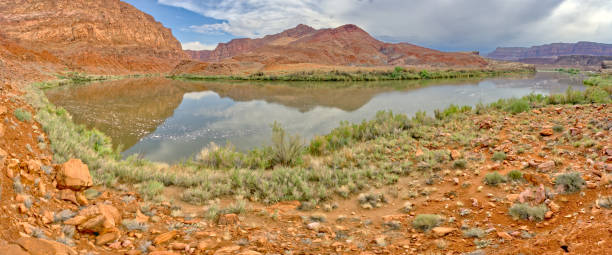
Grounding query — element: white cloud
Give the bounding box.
[161,0,612,51]
[181,41,217,50]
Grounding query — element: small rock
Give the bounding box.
[149,251,180,255]
[170,242,188,250]
[14,237,77,255]
[238,250,262,255]
[214,245,241,255]
[537,161,555,172]
[432,227,456,237]
[548,201,560,212]
[75,191,88,206]
[96,231,120,245]
[59,189,78,204]
[307,222,321,231]
[154,230,179,245]
[375,236,386,247]
[497,231,513,240]
[401,201,414,212]
[0,244,29,255]
[545,211,554,219]
[56,159,93,191]
[451,150,461,160]
[197,239,217,251]
[540,129,553,136]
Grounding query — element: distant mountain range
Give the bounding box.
[184,24,488,68]
[487,41,612,61]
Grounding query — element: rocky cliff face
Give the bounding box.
[518,55,612,67]
[488,42,612,61]
[185,50,212,62]
[185,24,487,69]
[0,0,186,74]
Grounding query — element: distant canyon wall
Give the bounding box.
[488,41,612,61]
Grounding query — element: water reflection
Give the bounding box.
[45,72,584,162]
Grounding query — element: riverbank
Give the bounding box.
[168,66,536,82]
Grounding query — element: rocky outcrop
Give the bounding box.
[183,24,488,70]
[0,0,187,74]
[488,42,612,61]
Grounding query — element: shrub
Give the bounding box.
[506,99,530,114]
[139,180,164,199]
[357,192,387,209]
[552,125,564,133]
[453,159,467,169]
[122,219,149,231]
[463,228,485,238]
[484,172,506,186]
[508,203,548,221]
[492,152,507,161]
[14,108,32,122]
[270,122,303,166]
[308,135,327,156]
[197,142,246,169]
[412,214,441,231]
[554,172,585,194]
[507,170,524,181]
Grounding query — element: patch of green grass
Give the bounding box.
[554,172,585,194]
[412,214,442,232]
[555,68,580,75]
[14,108,32,122]
[484,172,506,186]
[508,203,548,221]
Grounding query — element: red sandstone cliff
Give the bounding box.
[0,0,187,74]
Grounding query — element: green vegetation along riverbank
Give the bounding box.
[168,67,536,82]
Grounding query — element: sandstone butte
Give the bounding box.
[0,0,611,255]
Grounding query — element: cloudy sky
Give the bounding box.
[124,0,612,53]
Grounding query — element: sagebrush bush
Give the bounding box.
[139,180,164,199]
[270,122,303,166]
[509,203,548,221]
[453,159,467,169]
[412,214,441,231]
[507,170,524,181]
[492,151,507,161]
[14,108,32,122]
[554,172,585,194]
[463,228,485,238]
[484,172,506,186]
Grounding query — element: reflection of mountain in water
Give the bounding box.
[45,77,486,150]
[201,78,487,112]
[45,78,202,148]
